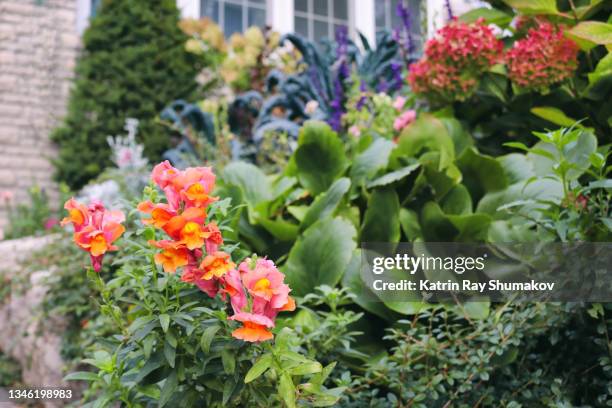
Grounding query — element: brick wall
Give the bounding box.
[0,0,78,236]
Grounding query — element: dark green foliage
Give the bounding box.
[51,0,200,189]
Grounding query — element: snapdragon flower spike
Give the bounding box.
[140,161,223,277]
[223,258,296,342]
[62,198,125,272]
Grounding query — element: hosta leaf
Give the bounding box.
[295,121,347,195]
[285,217,357,296]
[301,177,350,231]
[360,188,400,243]
[350,138,395,186]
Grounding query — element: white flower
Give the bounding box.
[305,100,319,115]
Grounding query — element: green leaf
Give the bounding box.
[399,209,423,242]
[258,217,299,241]
[289,361,322,376]
[341,250,393,319]
[279,372,297,408]
[456,148,507,202]
[360,188,400,243]
[287,205,309,222]
[164,340,176,368]
[295,121,347,195]
[530,107,578,127]
[498,154,535,184]
[245,354,273,383]
[390,114,454,171]
[64,371,100,382]
[441,184,473,215]
[503,0,558,14]
[588,52,612,85]
[284,217,357,296]
[159,314,170,333]
[459,7,513,25]
[200,325,220,353]
[223,161,272,207]
[566,21,612,51]
[159,371,178,408]
[350,139,395,186]
[366,163,420,189]
[301,178,350,231]
[221,349,236,374]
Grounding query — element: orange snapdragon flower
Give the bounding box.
[200,251,235,280]
[230,312,274,342]
[62,198,125,272]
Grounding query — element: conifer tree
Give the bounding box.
[52,0,200,189]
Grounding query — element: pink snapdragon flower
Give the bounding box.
[393,110,417,132]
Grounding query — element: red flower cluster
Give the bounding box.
[139,161,295,342]
[62,198,125,272]
[408,18,503,102]
[506,22,579,92]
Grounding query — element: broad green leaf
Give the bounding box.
[441,184,473,215]
[566,21,612,51]
[285,217,357,296]
[221,349,236,374]
[258,217,299,241]
[498,154,535,184]
[287,205,309,222]
[301,178,350,231]
[399,209,423,242]
[159,314,170,333]
[503,0,558,14]
[360,188,400,243]
[588,52,612,85]
[222,378,238,405]
[459,7,513,26]
[223,161,272,207]
[477,179,563,218]
[384,301,427,315]
[159,371,178,407]
[456,300,490,319]
[530,106,577,127]
[457,148,507,202]
[366,163,420,189]
[341,250,393,319]
[279,372,296,408]
[295,121,347,195]
[245,354,273,383]
[200,325,220,353]
[350,138,395,186]
[390,114,454,171]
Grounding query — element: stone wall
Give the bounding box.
[0,0,79,236]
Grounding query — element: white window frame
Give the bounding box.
[78,0,484,46]
[197,0,268,34]
[292,0,354,42]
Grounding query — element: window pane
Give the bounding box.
[295,16,309,38]
[249,0,265,3]
[224,2,243,36]
[295,0,308,12]
[248,7,266,27]
[313,19,328,41]
[391,0,402,29]
[200,0,219,20]
[333,0,348,20]
[313,0,328,16]
[375,0,386,29]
